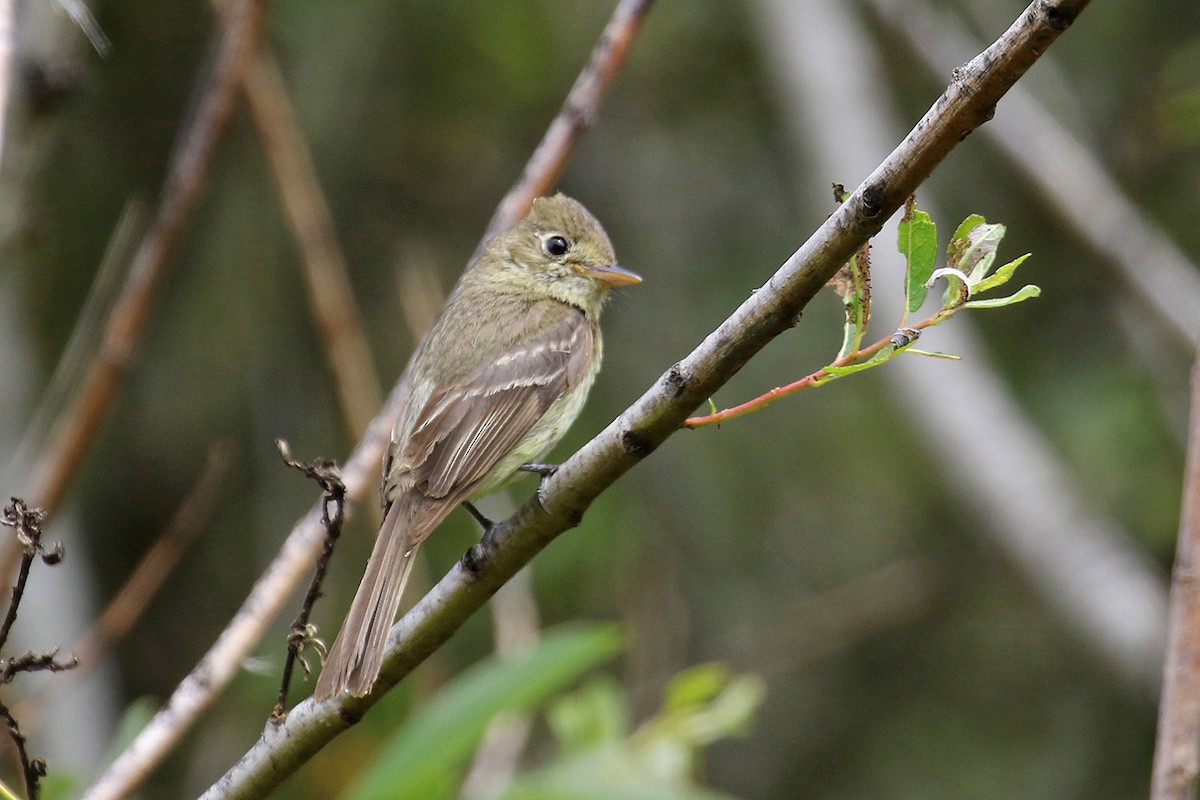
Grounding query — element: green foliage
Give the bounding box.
[341,624,763,800]
[343,624,622,800]
[898,197,937,316]
[689,196,1038,427]
[495,664,765,800]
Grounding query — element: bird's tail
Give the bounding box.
[315,501,422,701]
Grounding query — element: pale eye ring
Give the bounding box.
[544,235,570,257]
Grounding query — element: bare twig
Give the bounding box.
[81,4,652,795]
[25,0,268,521]
[271,440,345,720]
[0,500,73,800]
[477,0,656,251]
[0,501,62,655]
[198,3,1096,796]
[1151,357,1200,800]
[79,386,400,800]
[239,44,383,439]
[0,700,42,800]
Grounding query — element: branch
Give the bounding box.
[198,2,1095,796]
[239,40,383,440]
[865,0,1200,349]
[26,0,268,521]
[1151,356,1200,800]
[755,0,1165,687]
[476,0,656,251]
[80,3,653,795]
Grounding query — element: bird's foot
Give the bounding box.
[518,462,559,480]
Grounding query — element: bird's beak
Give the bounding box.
[581,263,642,286]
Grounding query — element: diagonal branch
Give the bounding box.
[79,3,655,798]
[239,43,383,440]
[1151,355,1200,800]
[27,0,269,521]
[476,0,656,252]
[865,0,1200,348]
[198,2,1095,796]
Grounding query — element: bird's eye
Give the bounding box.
[544,235,570,257]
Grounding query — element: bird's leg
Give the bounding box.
[461,500,495,532]
[459,502,495,576]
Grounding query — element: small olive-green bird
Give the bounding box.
[315,194,640,701]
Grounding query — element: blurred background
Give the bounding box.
[0,0,1197,797]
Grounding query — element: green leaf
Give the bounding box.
[664,664,732,711]
[948,214,985,254]
[947,220,1005,284]
[898,205,937,314]
[548,676,630,754]
[344,624,623,800]
[963,284,1041,309]
[905,348,961,361]
[971,253,1030,294]
[501,749,737,800]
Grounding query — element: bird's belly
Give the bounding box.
[470,368,596,499]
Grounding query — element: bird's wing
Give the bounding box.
[316,308,595,701]
[393,306,594,506]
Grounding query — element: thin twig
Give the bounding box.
[0,500,72,800]
[0,700,41,800]
[198,3,1095,796]
[1151,356,1200,800]
[81,3,651,795]
[0,501,61,655]
[476,0,656,252]
[79,386,401,800]
[239,43,383,440]
[25,0,268,521]
[683,315,936,428]
[271,440,344,721]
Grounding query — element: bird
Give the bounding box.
[315,194,640,701]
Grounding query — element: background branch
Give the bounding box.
[25,0,268,521]
[78,3,654,797]
[754,0,1165,690]
[1151,356,1200,800]
[198,2,1095,795]
[239,41,382,440]
[477,0,656,251]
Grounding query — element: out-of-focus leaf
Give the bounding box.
[344,623,623,800]
[106,697,160,763]
[501,667,764,800]
[898,202,937,314]
[501,749,737,800]
[963,284,1041,309]
[548,675,630,754]
[664,664,731,711]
